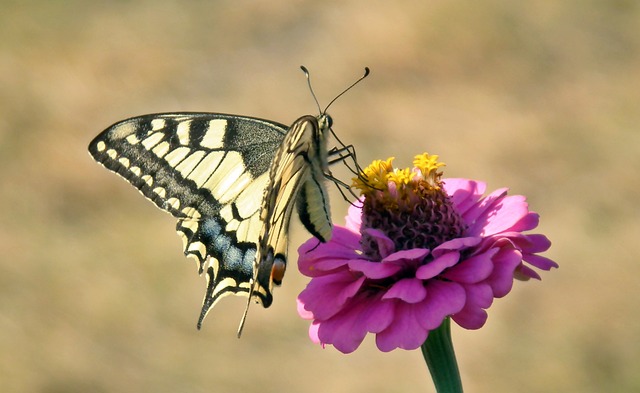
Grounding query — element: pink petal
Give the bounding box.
[443,179,487,215]
[486,247,521,297]
[316,294,391,353]
[345,202,363,232]
[452,306,488,330]
[516,264,542,280]
[297,298,314,319]
[415,251,460,279]
[414,280,466,330]
[523,253,559,271]
[382,248,431,265]
[298,226,360,256]
[298,227,361,277]
[298,272,365,320]
[496,232,551,254]
[362,228,396,258]
[469,193,531,236]
[364,298,395,333]
[316,313,368,353]
[513,212,540,232]
[308,322,321,344]
[442,249,497,283]
[463,188,508,232]
[349,259,401,279]
[466,282,494,309]
[375,302,428,351]
[382,278,427,303]
[300,257,353,277]
[432,237,482,257]
[452,283,493,329]
[518,233,552,253]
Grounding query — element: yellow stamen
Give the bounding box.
[353,153,446,194]
[387,168,412,187]
[413,153,445,178]
[353,157,394,192]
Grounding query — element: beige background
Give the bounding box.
[1,1,638,392]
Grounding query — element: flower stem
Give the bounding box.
[421,318,463,393]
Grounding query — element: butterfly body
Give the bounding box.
[89,112,333,328]
[253,114,332,296]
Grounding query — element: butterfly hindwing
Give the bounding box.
[88,113,291,320]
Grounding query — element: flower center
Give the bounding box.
[353,153,466,260]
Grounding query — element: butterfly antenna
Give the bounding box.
[323,67,370,114]
[300,65,322,115]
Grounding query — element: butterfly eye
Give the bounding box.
[326,114,333,128]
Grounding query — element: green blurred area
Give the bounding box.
[1,1,639,392]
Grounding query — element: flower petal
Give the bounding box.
[494,232,551,254]
[316,309,369,353]
[349,259,401,279]
[415,280,466,331]
[462,187,508,231]
[452,307,488,330]
[469,193,536,237]
[487,247,522,297]
[298,227,362,277]
[415,251,460,279]
[516,264,542,280]
[297,297,314,320]
[432,236,482,257]
[443,178,487,215]
[382,278,427,303]
[345,202,363,233]
[523,253,559,271]
[298,272,365,320]
[382,248,430,265]
[442,249,497,283]
[316,293,391,353]
[362,228,396,258]
[298,226,360,256]
[375,302,428,352]
[518,233,552,253]
[364,298,395,333]
[307,321,322,344]
[452,283,493,329]
[513,212,540,232]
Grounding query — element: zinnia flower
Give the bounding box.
[297,153,557,353]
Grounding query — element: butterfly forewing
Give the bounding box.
[88,113,290,320]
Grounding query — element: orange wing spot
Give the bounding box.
[270,260,287,286]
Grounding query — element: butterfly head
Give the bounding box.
[317,113,333,133]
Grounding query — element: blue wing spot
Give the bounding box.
[202,217,222,236]
[202,217,252,276]
[223,245,244,271]
[213,232,230,248]
[243,248,256,268]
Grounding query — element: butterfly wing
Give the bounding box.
[88,113,288,324]
[246,115,333,314]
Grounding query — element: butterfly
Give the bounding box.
[88,67,369,334]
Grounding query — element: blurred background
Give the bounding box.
[1,1,638,392]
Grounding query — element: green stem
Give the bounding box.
[421,318,463,393]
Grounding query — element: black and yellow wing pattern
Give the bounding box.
[88,112,334,330]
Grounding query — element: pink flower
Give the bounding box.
[297,154,557,353]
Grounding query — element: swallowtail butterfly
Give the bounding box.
[88,67,369,334]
